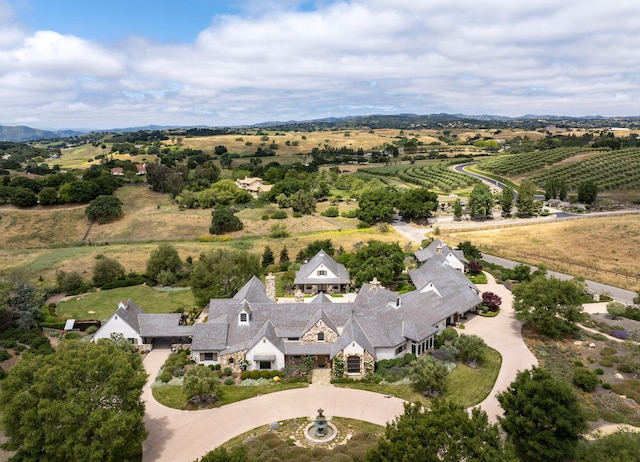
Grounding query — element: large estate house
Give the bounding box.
[93,240,481,377]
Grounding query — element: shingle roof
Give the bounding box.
[330,317,375,358]
[115,299,144,332]
[249,320,284,353]
[352,283,398,308]
[233,276,273,303]
[309,292,333,303]
[284,342,333,355]
[191,323,228,350]
[294,250,350,286]
[138,314,194,337]
[302,308,339,336]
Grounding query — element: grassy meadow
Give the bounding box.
[445,214,640,291]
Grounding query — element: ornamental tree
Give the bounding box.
[482,291,502,311]
[146,243,182,281]
[497,367,587,462]
[409,355,449,396]
[0,340,148,462]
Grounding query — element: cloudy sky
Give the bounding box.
[1,0,639,130]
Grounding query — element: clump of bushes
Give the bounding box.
[572,367,599,392]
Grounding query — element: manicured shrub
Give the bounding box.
[224,378,235,386]
[159,371,172,383]
[260,370,271,379]
[240,371,251,380]
[214,364,221,370]
[270,370,280,378]
[403,353,416,365]
[64,332,82,340]
[222,367,232,377]
[86,326,98,335]
[573,367,599,392]
[250,370,261,380]
[441,327,458,342]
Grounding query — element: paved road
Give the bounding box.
[453,162,517,199]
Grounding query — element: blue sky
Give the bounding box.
[1,0,639,129]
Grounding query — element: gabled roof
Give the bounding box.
[352,282,398,308]
[139,314,194,337]
[331,317,375,359]
[249,320,284,353]
[115,299,144,332]
[309,292,333,304]
[233,276,273,303]
[414,238,467,264]
[191,323,228,350]
[408,257,477,293]
[294,250,350,286]
[302,308,339,335]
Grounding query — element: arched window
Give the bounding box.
[347,355,361,374]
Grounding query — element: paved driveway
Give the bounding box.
[141,350,405,462]
[464,272,538,422]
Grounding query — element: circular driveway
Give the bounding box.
[141,272,537,461]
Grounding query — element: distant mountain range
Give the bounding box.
[0,125,82,142]
[2,114,639,142]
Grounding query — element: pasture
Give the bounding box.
[445,214,640,291]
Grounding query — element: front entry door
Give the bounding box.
[317,355,326,368]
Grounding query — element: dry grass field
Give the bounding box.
[445,214,640,291]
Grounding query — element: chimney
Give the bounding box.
[265,273,276,302]
[436,243,443,255]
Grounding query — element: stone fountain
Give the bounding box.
[304,408,338,444]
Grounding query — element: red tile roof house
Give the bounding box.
[110,167,124,176]
[93,250,480,378]
[135,164,147,175]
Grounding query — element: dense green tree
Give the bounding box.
[85,195,123,223]
[497,367,587,462]
[456,241,482,261]
[499,186,515,216]
[209,208,244,235]
[9,282,43,330]
[367,401,516,462]
[146,243,182,281]
[55,270,86,293]
[295,239,335,262]
[67,180,100,203]
[0,340,147,462]
[468,183,493,218]
[452,198,463,220]
[397,188,438,222]
[575,429,640,462]
[146,162,172,192]
[191,249,262,306]
[10,187,37,207]
[261,246,274,267]
[92,256,126,287]
[356,187,397,225]
[516,180,537,216]
[10,176,42,193]
[38,187,58,206]
[289,189,316,214]
[278,246,290,270]
[452,334,487,366]
[409,355,449,396]
[346,240,405,286]
[606,301,626,320]
[512,275,585,338]
[577,180,598,204]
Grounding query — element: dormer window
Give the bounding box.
[395,297,401,308]
[317,270,327,276]
[240,313,247,322]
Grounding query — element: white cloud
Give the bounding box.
[0,0,639,128]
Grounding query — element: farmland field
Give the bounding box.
[359,161,479,192]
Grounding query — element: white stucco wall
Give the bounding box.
[246,337,285,370]
[93,315,141,344]
[374,347,397,361]
[444,253,465,272]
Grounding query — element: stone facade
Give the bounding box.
[265,273,276,302]
[219,350,248,374]
[301,320,338,344]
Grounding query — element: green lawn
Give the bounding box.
[152,382,309,409]
[334,347,502,407]
[57,285,195,321]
